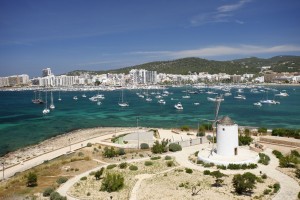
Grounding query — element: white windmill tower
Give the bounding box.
[209,95,239,157]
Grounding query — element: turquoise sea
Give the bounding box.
[0,86,299,156]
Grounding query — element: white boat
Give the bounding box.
[58,91,62,101]
[42,91,50,115]
[194,102,200,105]
[49,91,55,109]
[182,95,190,99]
[224,92,232,96]
[155,95,162,99]
[234,94,246,100]
[89,93,105,101]
[118,89,129,107]
[174,102,183,110]
[158,99,166,104]
[207,97,224,102]
[73,96,78,100]
[145,97,152,102]
[275,91,289,97]
[32,90,44,104]
[260,99,280,104]
[82,94,87,98]
[97,101,102,106]
[253,102,262,106]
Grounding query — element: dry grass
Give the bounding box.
[0,147,99,199]
[138,168,278,200]
[69,157,178,200]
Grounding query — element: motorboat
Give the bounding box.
[194,102,200,105]
[207,97,224,102]
[73,96,78,100]
[275,91,289,97]
[145,97,152,102]
[158,99,166,104]
[260,99,280,104]
[234,94,246,100]
[174,102,183,110]
[82,94,87,98]
[253,102,262,106]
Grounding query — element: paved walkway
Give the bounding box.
[171,145,300,200]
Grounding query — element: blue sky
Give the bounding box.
[0,0,300,77]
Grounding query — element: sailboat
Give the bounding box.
[58,90,62,101]
[260,91,280,104]
[182,85,190,99]
[118,89,129,107]
[32,90,44,104]
[49,91,55,109]
[42,91,50,114]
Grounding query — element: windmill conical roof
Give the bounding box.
[219,116,235,125]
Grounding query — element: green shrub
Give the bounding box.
[232,172,257,195]
[273,183,280,193]
[298,191,300,199]
[291,150,300,157]
[43,187,54,197]
[261,173,267,179]
[151,139,169,154]
[197,160,204,165]
[129,165,138,171]
[89,171,96,176]
[87,142,92,147]
[87,192,91,196]
[258,127,267,134]
[144,161,153,166]
[95,167,104,180]
[217,165,227,170]
[140,143,149,149]
[185,168,193,174]
[165,155,172,160]
[80,176,87,181]
[26,172,37,187]
[151,156,161,160]
[181,125,189,131]
[203,170,211,175]
[56,177,68,184]
[169,143,182,152]
[78,152,84,157]
[107,164,117,170]
[272,150,284,159]
[118,148,125,155]
[263,189,272,195]
[166,161,174,167]
[103,147,117,158]
[194,151,199,156]
[100,173,124,192]
[119,162,128,169]
[50,192,67,200]
[258,153,270,165]
[239,135,253,145]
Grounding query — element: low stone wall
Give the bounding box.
[259,137,300,147]
[172,137,207,148]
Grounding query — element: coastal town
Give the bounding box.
[0,65,300,89]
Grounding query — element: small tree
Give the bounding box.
[103,147,117,158]
[169,143,182,152]
[232,172,256,195]
[100,173,124,192]
[95,167,104,180]
[211,170,225,187]
[27,172,37,187]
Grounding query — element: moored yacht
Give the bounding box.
[253,102,262,106]
[234,94,246,100]
[158,99,166,104]
[275,90,289,97]
[174,102,183,110]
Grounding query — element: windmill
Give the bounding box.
[209,95,223,157]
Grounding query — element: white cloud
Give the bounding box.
[130,45,300,58]
[217,0,252,13]
[190,0,252,26]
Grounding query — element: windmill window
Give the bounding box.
[222,128,225,131]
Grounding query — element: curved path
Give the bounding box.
[171,145,300,200]
[57,144,299,200]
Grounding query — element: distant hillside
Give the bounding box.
[66,56,300,76]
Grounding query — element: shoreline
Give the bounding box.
[0,83,299,91]
[1,127,138,169]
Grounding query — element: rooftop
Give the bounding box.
[219,116,235,125]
